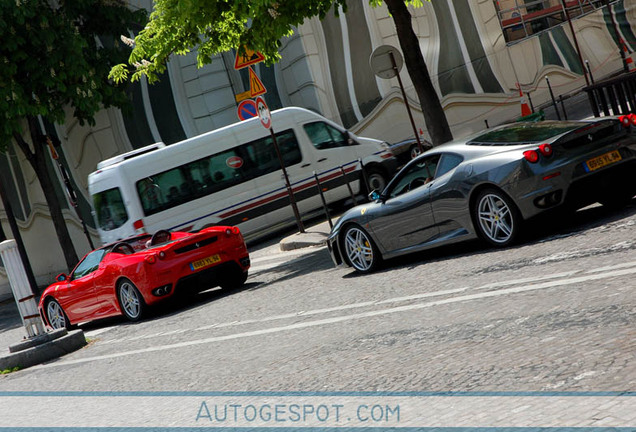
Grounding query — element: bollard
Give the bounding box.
[0,240,44,338]
[340,165,358,205]
[313,171,333,229]
[545,75,561,120]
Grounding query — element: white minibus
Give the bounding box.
[88,107,397,244]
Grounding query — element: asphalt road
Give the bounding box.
[1,198,634,395]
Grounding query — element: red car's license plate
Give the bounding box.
[190,254,221,271]
[584,150,622,172]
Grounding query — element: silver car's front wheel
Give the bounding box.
[342,226,381,273]
[474,189,521,247]
[117,279,145,321]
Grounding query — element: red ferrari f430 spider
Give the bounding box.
[38,226,250,329]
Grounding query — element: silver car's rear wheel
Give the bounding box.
[342,225,381,273]
[474,189,521,247]
[117,279,145,321]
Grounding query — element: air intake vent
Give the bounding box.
[174,236,218,254]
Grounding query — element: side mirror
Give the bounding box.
[56,273,68,282]
[368,190,382,202]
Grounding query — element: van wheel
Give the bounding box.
[364,167,387,195]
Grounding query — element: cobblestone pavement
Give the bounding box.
[0,201,635,426]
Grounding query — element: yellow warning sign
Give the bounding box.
[248,67,266,98]
[234,47,265,70]
[235,90,251,103]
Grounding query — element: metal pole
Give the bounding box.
[270,128,305,233]
[0,175,39,296]
[340,166,358,205]
[560,0,590,86]
[389,51,423,153]
[546,75,561,120]
[313,171,333,229]
[585,59,595,85]
[559,94,568,120]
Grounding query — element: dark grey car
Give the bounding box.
[328,118,636,273]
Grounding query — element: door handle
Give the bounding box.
[317,157,327,162]
[301,163,311,168]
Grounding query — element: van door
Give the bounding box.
[301,121,361,203]
[237,127,314,231]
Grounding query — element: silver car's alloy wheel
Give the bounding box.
[46,300,67,330]
[477,193,514,244]
[118,280,142,320]
[343,226,377,272]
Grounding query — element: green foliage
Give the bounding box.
[110,0,355,84]
[1,366,20,374]
[0,0,146,151]
[110,0,431,85]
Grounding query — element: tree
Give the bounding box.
[109,0,453,146]
[0,0,146,271]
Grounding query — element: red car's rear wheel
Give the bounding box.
[117,279,145,321]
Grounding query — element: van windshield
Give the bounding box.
[93,188,129,231]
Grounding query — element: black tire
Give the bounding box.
[219,268,248,290]
[364,167,388,195]
[472,188,522,247]
[116,279,145,321]
[599,190,634,210]
[341,224,382,273]
[45,298,72,330]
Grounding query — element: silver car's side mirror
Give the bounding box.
[369,190,381,202]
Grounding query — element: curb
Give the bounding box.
[0,330,87,371]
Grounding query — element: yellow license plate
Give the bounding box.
[584,150,622,172]
[190,254,221,271]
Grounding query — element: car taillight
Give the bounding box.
[145,254,156,264]
[538,143,553,157]
[225,226,240,236]
[523,150,539,163]
[618,114,636,129]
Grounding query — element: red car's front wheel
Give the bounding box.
[45,298,71,330]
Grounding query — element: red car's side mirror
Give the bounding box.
[56,273,68,282]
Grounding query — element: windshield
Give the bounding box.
[93,187,128,231]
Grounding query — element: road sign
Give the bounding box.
[255,96,271,129]
[237,99,258,121]
[369,45,403,79]
[248,67,267,98]
[226,156,244,169]
[235,90,251,103]
[234,47,265,70]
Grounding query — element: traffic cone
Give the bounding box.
[519,87,532,117]
[622,42,636,73]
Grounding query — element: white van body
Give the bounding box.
[88,107,397,244]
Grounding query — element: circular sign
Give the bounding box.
[226,156,244,169]
[369,45,403,79]
[255,96,271,129]
[237,99,258,121]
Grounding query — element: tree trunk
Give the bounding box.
[384,0,453,146]
[13,117,79,272]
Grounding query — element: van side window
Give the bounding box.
[135,129,301,216]
[93,187,128,231]
[304,122,349,150]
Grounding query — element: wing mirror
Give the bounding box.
[56,273,68,282]
[368,190,385,202]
